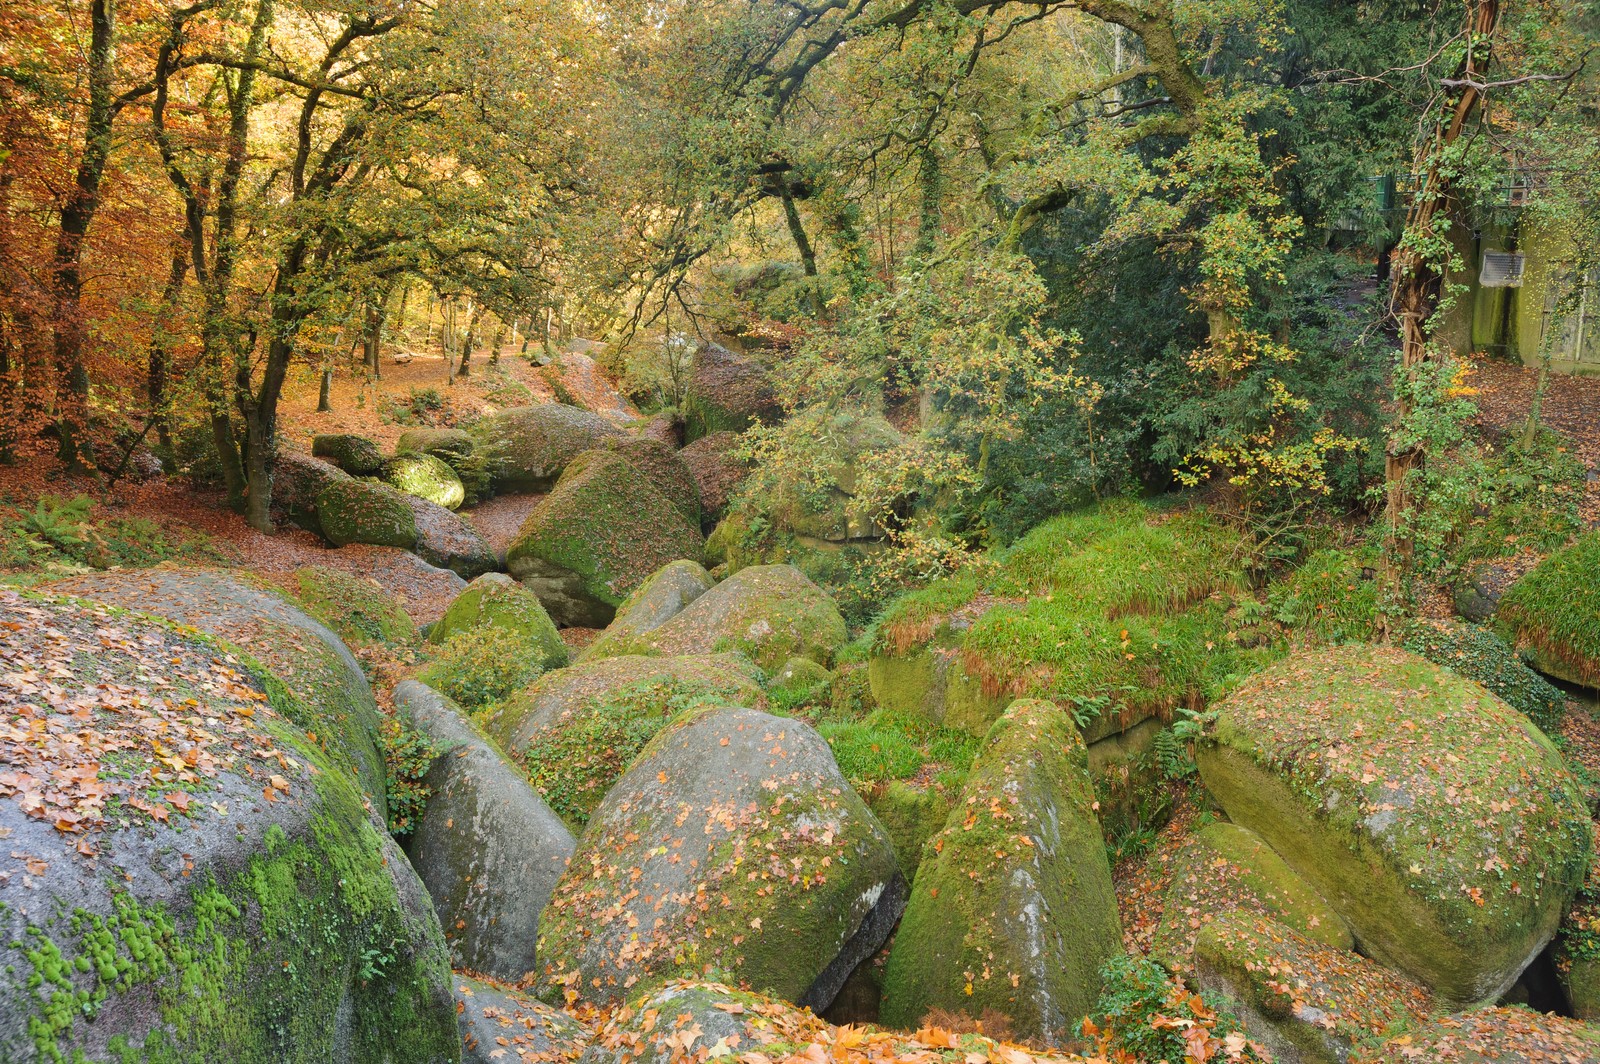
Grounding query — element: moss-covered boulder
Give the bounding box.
[580,560,714,662]
[1151,822,1352,972]
[1497,531,1600,689]
[1197,645,1592,1005]
[385,452,467,511]
[880,700,1119,1042]
[1355,1006,1600,1063]
[772,656,833,693]
[47,566,388,820]
[455,975,588,1064]
[272,451,350,535]
[1193,911,1434,1064]
[598,436,701,528]
[404,495,497,579]
[484,654,764,826]
[316,478,418,550]
[0,589,457,1063]
[1401,619,1568,733]
[865,781,952,882]
[536,707,906,1011]
[289,565,420,647]
[473,403,624,492]
[506,451,704,627]
[682,342,780,443]
[1556,826,1600,1022]
[432,573,567,670]
[312,432,385,475]
[594,564,846,671]
[396,682,575,984]
[398,427,476,467]
[679,431,750,526]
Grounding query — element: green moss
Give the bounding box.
[471,403,622,492]
[1401,619,1567,732]
[310,434,383,475]
[417,625,547,711]
[288,566,418,648]
[313,480,417,549]
[865,782,952,881]
[1266,548,1381,644]
[382,452,465,511]
[1497,530,1600,688]
[430,575,567,670]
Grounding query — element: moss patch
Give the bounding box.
[383,452,466,511]
[1496,530,1600,688]
[314,480,417,550]
[289,566,419,647]
[431,574,567,671]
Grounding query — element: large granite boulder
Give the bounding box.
[0,589,456,1062]
[46,566,388,820]
[403,494,498,579]
[473,403,624,492]
[432,572,567,670]
[535,707,905,1011]
[597,436,701,528]
[272,451,350,535]
[1197,645,1592,1005]
[1355,1006,1600,1063]
[579,560,714,662]
[288,565,420,648]
[506,450,704,627]
[589,564,845,671]
[880,699,1120,1043]
[682,342,780,442]
[385,451,467,511]
[1497,530,1600,689]
[316,478,418,550]
[454,975,588,1064]
[678,431,750,526]
[312,432,384,474]
[1194,911,1434,1064]
[396,682,575,984]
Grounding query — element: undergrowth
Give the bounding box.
[418,626,545,710]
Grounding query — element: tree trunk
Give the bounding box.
[317,366,334,412]
[146,235,191,455]
[363,298,385,378]
[50,0,117,471]
[914,146,942,259]
[458,304,481,377]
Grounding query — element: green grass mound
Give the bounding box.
[880,699,1120,1043]
[1401,619,1567,733]
[383,452,466,511]
[870,501,1266,740]
[1497,530,1600,688]
[315,479,418,549]
[1265,547,1381,644]
[505,450,704,622]
[1198,645,1591,1005]
[288,565,419,647]
[311,432,384,475]
[1151,821,1352,971]
[431,573,567,671]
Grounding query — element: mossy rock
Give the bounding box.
[404,495,497,579]
[1197,645,1592,1005]
[396,682,575,984]
[593,564,846,671]
[772,656,833,693]
[1193,911,1434,1064]
[1555,825,1600,1021]
[472,403,624,492]
[580,560,714,663]
[880,699,1121,1043]
[315,478,418,550]
[272,451,350,535]
[506,450,704,628]
[384,452,467,511]
[867,649,1009,738]
[1355,1006,1600,1063]
[1150,821,1352,972]
[311,432,385,475]
[536,707,906,1012]
[432,572,567,670]
[397,427,476,468]
[679,431,751,526]
[598,436,701,528]
[864,781,952,881]
[1401,618,1567,733]
[681,342,780,443]
[770,414,905,543]
[0,589,456,1063]
[47,566,389,820]
[1496,531,1600,689]
[289,565,419,647]
[483,652,764,758]
[454,974,588,1064]
[1084,717,1169,839]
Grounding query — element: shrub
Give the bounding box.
[1266,548,1380,644]
[380,714,438,836]
[1082,953,1266,1064]
[418,626,546,710]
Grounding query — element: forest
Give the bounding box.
[2,0,1600,1062]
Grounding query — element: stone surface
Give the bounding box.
[385,451,467,510]
[678,431,750,527]
[404,494,499,579]
[474,403,624,492]
[535,707,905,1012]
[597,436,701,527]
[1354,1006,1600,1063]
[312,431,385,474]
[0,590,456,1063]
[579,560,714,662]
[1197,645,1592,1005]
[432,572,568,670]
[316,478,419,550]
[47,565,388,819]
[272,450,351,535]
[454,975,588,1064]
[506,450,704,627]
[880,699,1120,1043]
[682,342,780,442]
[592,564,846,671]
[396,682,575,984]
